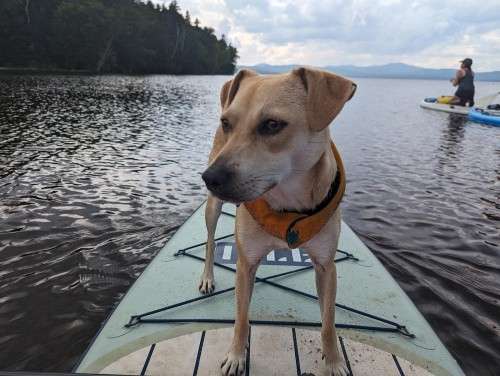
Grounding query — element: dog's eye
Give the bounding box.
[258,119,287,136]
[221,118,232,133]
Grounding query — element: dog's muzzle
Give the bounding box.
[202,164,236,197]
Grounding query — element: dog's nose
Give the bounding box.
[202,165,233,191]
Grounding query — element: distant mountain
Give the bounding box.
[238,62,500,81]
[240,63,301,74]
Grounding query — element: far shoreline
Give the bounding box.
[1,66,499,81]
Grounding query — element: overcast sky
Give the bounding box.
[157,0,500,71]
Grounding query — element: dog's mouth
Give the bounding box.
[209,191,243,205]
[207,181,277,204]
[207,188,253,204]
[202,163,281,203]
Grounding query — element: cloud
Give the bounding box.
[166,0,500,70]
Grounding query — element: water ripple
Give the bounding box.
[0,75,499,374]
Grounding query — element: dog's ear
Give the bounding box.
[293,67,357,131]
[219,69,257,109]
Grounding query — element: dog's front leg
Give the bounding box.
[315,257,349,376]
[221,251,258,376]
[199,193,222,294]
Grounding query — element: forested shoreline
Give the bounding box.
[0,0,238,74]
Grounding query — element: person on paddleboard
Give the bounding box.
[450,58,475,106]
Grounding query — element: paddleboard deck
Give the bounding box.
[75,202,464,376]
[419,101,470,115]
[420,92,500,117]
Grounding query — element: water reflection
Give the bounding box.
[433,113,467,177]
[444,114,467,150]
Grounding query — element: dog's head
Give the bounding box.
[202,67,356,203]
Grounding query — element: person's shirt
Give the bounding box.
[451,68,465,87]
[452,68,474,88]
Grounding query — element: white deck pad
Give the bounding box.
[100,327,435,375]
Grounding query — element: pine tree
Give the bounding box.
[0,0,238,74]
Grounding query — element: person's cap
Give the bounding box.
[460,58,473,67]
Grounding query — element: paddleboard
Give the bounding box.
[75,202,465,376]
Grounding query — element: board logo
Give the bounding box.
[214,241,312,266]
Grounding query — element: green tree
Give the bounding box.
[0,0,238,74]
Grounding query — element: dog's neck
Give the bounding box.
[263,139,336,213]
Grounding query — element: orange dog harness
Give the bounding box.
[244,141,346,248]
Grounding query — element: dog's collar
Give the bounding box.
[244,141,346,248]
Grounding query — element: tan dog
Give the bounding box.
[200,67,356,376]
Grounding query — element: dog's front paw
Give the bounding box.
[220,351,246,376]
[323,358,349,376]
[198,274,215,294]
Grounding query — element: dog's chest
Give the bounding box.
[236,205,341,267]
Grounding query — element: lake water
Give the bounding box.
[0,75,499,375]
